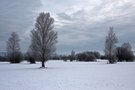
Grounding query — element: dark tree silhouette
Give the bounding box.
[116,43,134,62]
[69,50,76,61]
[76,51,96,62]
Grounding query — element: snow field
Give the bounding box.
[0,60,135,90]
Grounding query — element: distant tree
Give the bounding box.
[116,47,123,62]
[89,51,101,59]
[116,43,134,62]
[77,52,96,62]
[0,56,7,62]
[6,32,22,63]
[31,12,57,68]
[104,27,118,64]
[100,55,108,60]
[122,43,132,51]
[69,50,76,61]
[60,55,68,61]
[51,53,60,60]
[25,47,36,64]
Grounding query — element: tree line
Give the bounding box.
[0,12,134,68]
[53,25,134,64]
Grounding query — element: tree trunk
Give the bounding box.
[41,60,45,68]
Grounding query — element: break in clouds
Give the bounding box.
[0,0,135,54]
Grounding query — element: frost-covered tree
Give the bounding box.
[31,12,57,68]
[6,32,22,63]
[104,27,118,64]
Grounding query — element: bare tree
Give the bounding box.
[31,12,57,68]
[104,27,118,64]
[6,32,22,63]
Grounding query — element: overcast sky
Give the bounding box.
[0,0,135,54]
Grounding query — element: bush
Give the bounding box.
[60,55,68,61]
[77,52,96,62]
[0,56,8,62]
[116,43,134,62]
[25,52,36,64]
[7,52,23,63]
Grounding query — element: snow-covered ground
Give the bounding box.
[0,60,135,90]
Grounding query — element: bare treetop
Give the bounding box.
[6,32,22,63]
[7,32,20,53]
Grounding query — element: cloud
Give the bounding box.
[0,0,41,52]
[0,0,135,54]
[54,0,135,54]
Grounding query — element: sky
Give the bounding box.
[0,0,135,55]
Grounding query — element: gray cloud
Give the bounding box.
[0,0,135,54]
[55,0,135,54]
[0,0,41,52]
